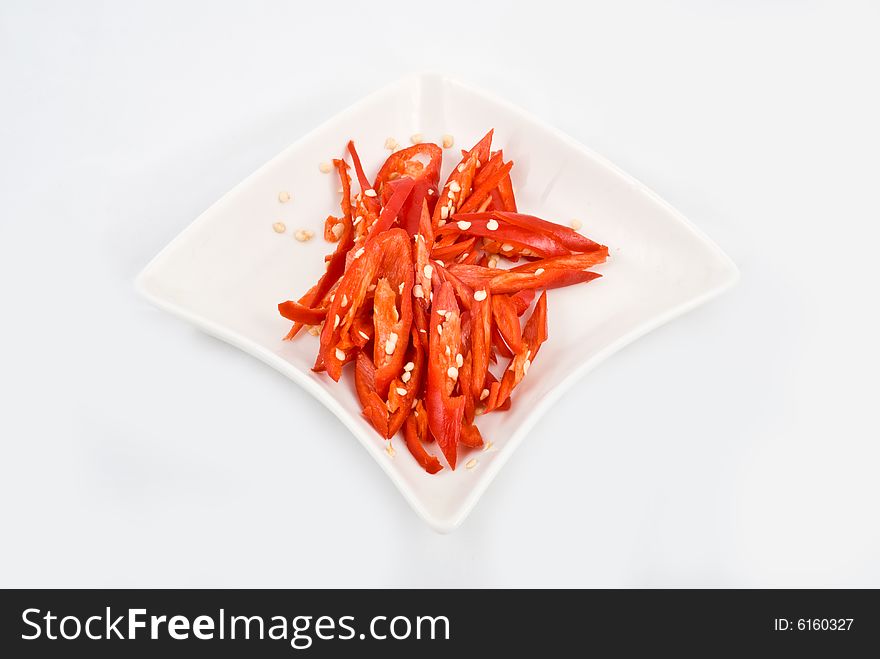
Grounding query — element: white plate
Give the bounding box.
[136,73,738,533]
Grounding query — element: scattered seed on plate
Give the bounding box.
[441,134,454,149]
[384,137,398,150]
[410,133,423,144]
[385,442,395,458]
[465,458,478,470]
[278,191,291,203]
[319,161,332,173]
[482,441,494,452]
[570,218,583,230]
[272,221,286,234]
[294,229,314,242]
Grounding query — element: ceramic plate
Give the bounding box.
[136,73,738,532]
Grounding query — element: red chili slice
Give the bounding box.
[426,281,465,469]
[374,143,442,236]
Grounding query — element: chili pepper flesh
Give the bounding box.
[278,130,608,473]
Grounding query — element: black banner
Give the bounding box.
[1,589,876,656]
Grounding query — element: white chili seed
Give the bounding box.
[410,133,423,144]
[465,458,478,470]
[278,191,291,203]
[456,353,464,368]
[364,188,377,198]
[486,219,499,231]
[396,387,408,396]
[442,134,454,149]
[534,268,545,276]
[335,348,346,361]
[331,222,344,239]
[570,219,583,231]
[447,366,459,379]
[413,284,424,298]
[354,247,365,259]
[480,388,490,400]
[384,137,398,150]
[272,221,286,233]
[474,289,487,302]
[457,220,471,230]
[423,264,433,279]
[401,371,411,383]
[319,161,332,173]
[449,180,461,193]
[457,163,466,173]
[359,330,370,340]
[294,229,314,242]
[440,205,449,220]
[404,361,415,371]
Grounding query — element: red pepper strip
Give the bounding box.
[510,289,535,316]
[432,154,477,227]
[457,160,514,214]
[471,150,504,188]
[459,350,474,425]
[492,294,524,353]
[459,250,480,265]
[323,215,343,242]
[374,143,442,236]
[278,300,327,326]
[354,354,390,437]
[469,292,492,401]
[366,177,416,241]
[448,263,602,294]
[438,217,570,258]
[491,211,603,253]
[372,278,408,398]
[460,422,484,448]
[426,281,465,469]
[487,187,504,212]
[347,140,382,220]
[488,291,548,412]
[403,400,443,474]
[431,236,475,263]
[509,248,609,273]
[467,129,494,166]
[436,264,474,313]
[281,159,354,339]
[318,228,412,383]
[497,172,517,212]
[386,328,426,437]
[492,325,514,359]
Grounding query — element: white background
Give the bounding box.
[2,0,879,587]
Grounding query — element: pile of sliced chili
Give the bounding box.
[279,130,608,473]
